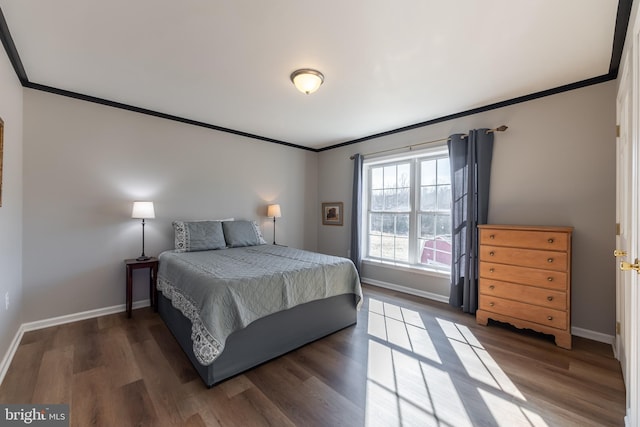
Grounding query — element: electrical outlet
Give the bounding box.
[4,292,9,310]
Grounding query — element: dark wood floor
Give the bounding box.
[0,284,626,426]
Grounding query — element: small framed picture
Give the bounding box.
[322,202,343,226]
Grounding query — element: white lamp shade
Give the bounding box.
[267,204,282,218]
[291,69,324,94]
[132,201,155,219]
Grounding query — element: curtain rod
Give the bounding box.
[349,125,508,160]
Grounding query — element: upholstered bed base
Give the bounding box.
[158,292,358,387]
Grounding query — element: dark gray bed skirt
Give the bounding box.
[158,292,358,387]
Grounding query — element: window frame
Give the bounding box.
[362,143,451,275]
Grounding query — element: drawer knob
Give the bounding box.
[547,277,553,282]
[547,258,554,263]
[547,296,553,301]
[548,238,554,244]
[489,302,495,307]
[547,316,553,321]
[489,251,495,256]
[490,234,495,239]
[489,285,495,290]
[489,268,495,273]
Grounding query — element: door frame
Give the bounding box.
[617,4,640,424]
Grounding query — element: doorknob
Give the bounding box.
[620,259,640,273]
[614,249,628,257]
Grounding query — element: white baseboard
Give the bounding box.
[361,277,449,304]
[362,277,615,346]
[21,299,151,332]
[570,326,615,346]
[0,323,26,391]
[0,299,150,386]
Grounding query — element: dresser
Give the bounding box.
[476,225,573,349]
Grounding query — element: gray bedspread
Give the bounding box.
[157,244,362,366]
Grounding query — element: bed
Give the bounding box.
[156,219,362,387]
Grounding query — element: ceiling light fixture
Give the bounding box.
[290,69,324,94]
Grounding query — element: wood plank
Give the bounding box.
[118,379,160,427]
[100,326,143,388]
[32,345,74,404]
[289,339,367,410]
[148,323,199,384]
[53,318,99,349]
[204,384,296,427]
[129,337,186,426]
[235,386,296,427]
[70,367,119,427]
[182,413,210,427]
[0,341,45,403]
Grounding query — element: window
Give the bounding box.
[363,145,451,272]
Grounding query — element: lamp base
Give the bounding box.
[136,255,151,261]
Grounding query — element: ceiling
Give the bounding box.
[0,1,630,150]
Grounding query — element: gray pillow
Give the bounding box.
[173,220,227,252]
[222,220,267,247]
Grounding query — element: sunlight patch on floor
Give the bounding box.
[365,298,548,427]
[437,318,525,400]
[478,389,549,427]
[365,299,471,426]
[367,301,441,363]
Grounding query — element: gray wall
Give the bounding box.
[8,76,618,341]
[317,81,617,336]
[22,89,318,322]
[0,47,24,361]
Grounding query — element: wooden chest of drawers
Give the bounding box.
[476,225,573,349]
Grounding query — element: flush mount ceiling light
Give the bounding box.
[290,68,324,94]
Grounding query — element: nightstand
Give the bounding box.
[124,257,159,318]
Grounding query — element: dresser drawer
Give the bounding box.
[480,245,567,271]
[479,296,567,330]
[479,228,569,251]
[479,261,567,291]
[479,279,566,310]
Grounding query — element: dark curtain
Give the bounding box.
[350,153,363,274]
[448,129,494,313]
